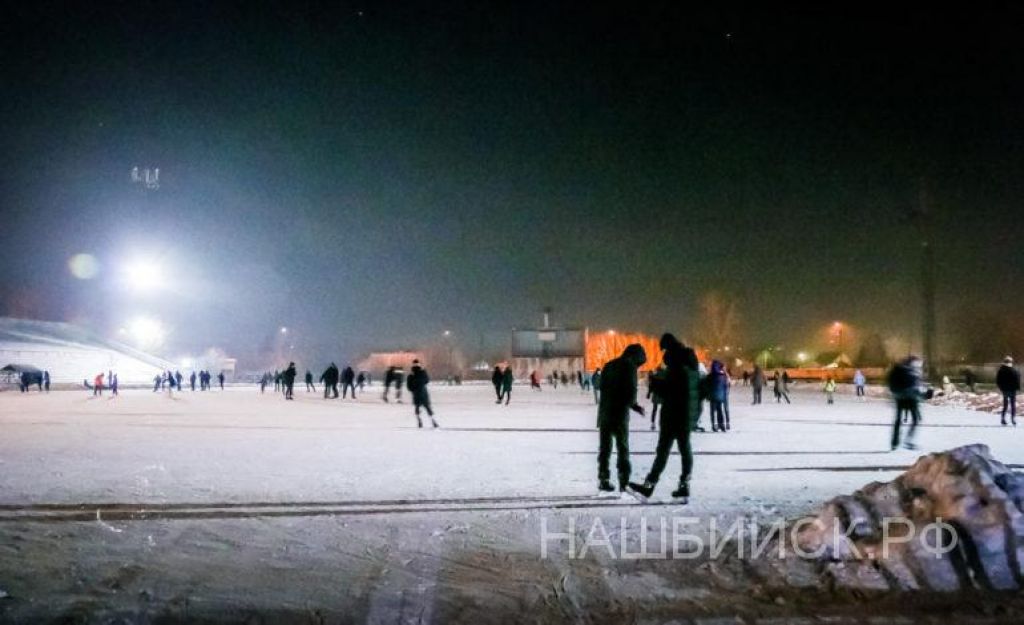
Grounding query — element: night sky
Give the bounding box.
[2,3,1023,366]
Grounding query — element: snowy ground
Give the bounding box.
[0,382,1021,623]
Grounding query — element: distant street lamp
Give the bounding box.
[444,331,454,379]
[280,326,288,334]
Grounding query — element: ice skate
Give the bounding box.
[671,481,689,503]
[417,418,423,428]
[431,418,439,428]
[627,480,655,499]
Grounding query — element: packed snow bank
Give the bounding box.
[774,444,1024,591]
[930,389,1011,415]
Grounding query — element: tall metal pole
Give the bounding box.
[915,182,938,381]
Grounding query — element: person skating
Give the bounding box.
[492,366,504,403]
[393,367,405,403]
[382,366,396,402]
[282,362,297,400]
[647,367,666,431]
[43,370,50,392]
[217,371,225,390]
[963,368,978,393]
[501,365,514,405]
[709,360,730,431]
[628,334,698,502]
[260,373,268,393]
[175,370,183,391]
[997,356,1020,426]
[591,368,601,404]
[341,366,357,399]
[824,377,837,405]
[889,356,930,450]
[774,370,791,404]
[406,360,438,428]
[93,372,105,396]
[853,369,866,399]
[305,370,315,392]
[189,371,196,391]
[323,363,340,398]
[110,373,119,396]
[596,344,647,493]
[529,370,541,391]
[357,372,366,391]
[751,365,765,404]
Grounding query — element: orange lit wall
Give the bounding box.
[585,333,663,373]
[585,332,710,373]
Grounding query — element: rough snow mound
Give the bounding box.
[787,444,1024,591]
[930,389,1008,414]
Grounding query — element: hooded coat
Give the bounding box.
[649,340,700,426]
[597,344,647,427]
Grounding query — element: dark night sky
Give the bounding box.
[2,2,1023,365]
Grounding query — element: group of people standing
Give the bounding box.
[309,364,363,399]
[155,370,223,393]
[490,366,514,405]
[17,370,49,392]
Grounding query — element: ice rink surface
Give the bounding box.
[0,382,1020,623]
[0,382,1017,508]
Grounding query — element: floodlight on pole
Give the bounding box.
[122,259,163,293]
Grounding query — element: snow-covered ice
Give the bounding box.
[0,383,1020,622]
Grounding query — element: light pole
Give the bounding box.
[443,330,453,381]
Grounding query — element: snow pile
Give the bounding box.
[929,389,1007,414]
[783,444,1024,591]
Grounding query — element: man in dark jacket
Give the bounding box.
[596,344,647,493]
[341,366,357,399]
[629,334,698,502]
[997,356,1020,426]
[282,362,297,400]
[305,370,315,392]
[382,366,396,402]
[492,366,504,403]
[407,360,438,428]
[751,365,765,404]
[501,366,514,406]
[320,363,340,399]
[889,356,928,449]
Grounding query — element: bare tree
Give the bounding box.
[697,292,740,352]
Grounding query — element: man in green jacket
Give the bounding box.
[597,344,647,493]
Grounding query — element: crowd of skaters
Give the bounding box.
[20,340,1021,507]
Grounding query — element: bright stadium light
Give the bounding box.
[122,259,163,293]
[128,317,165,349]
